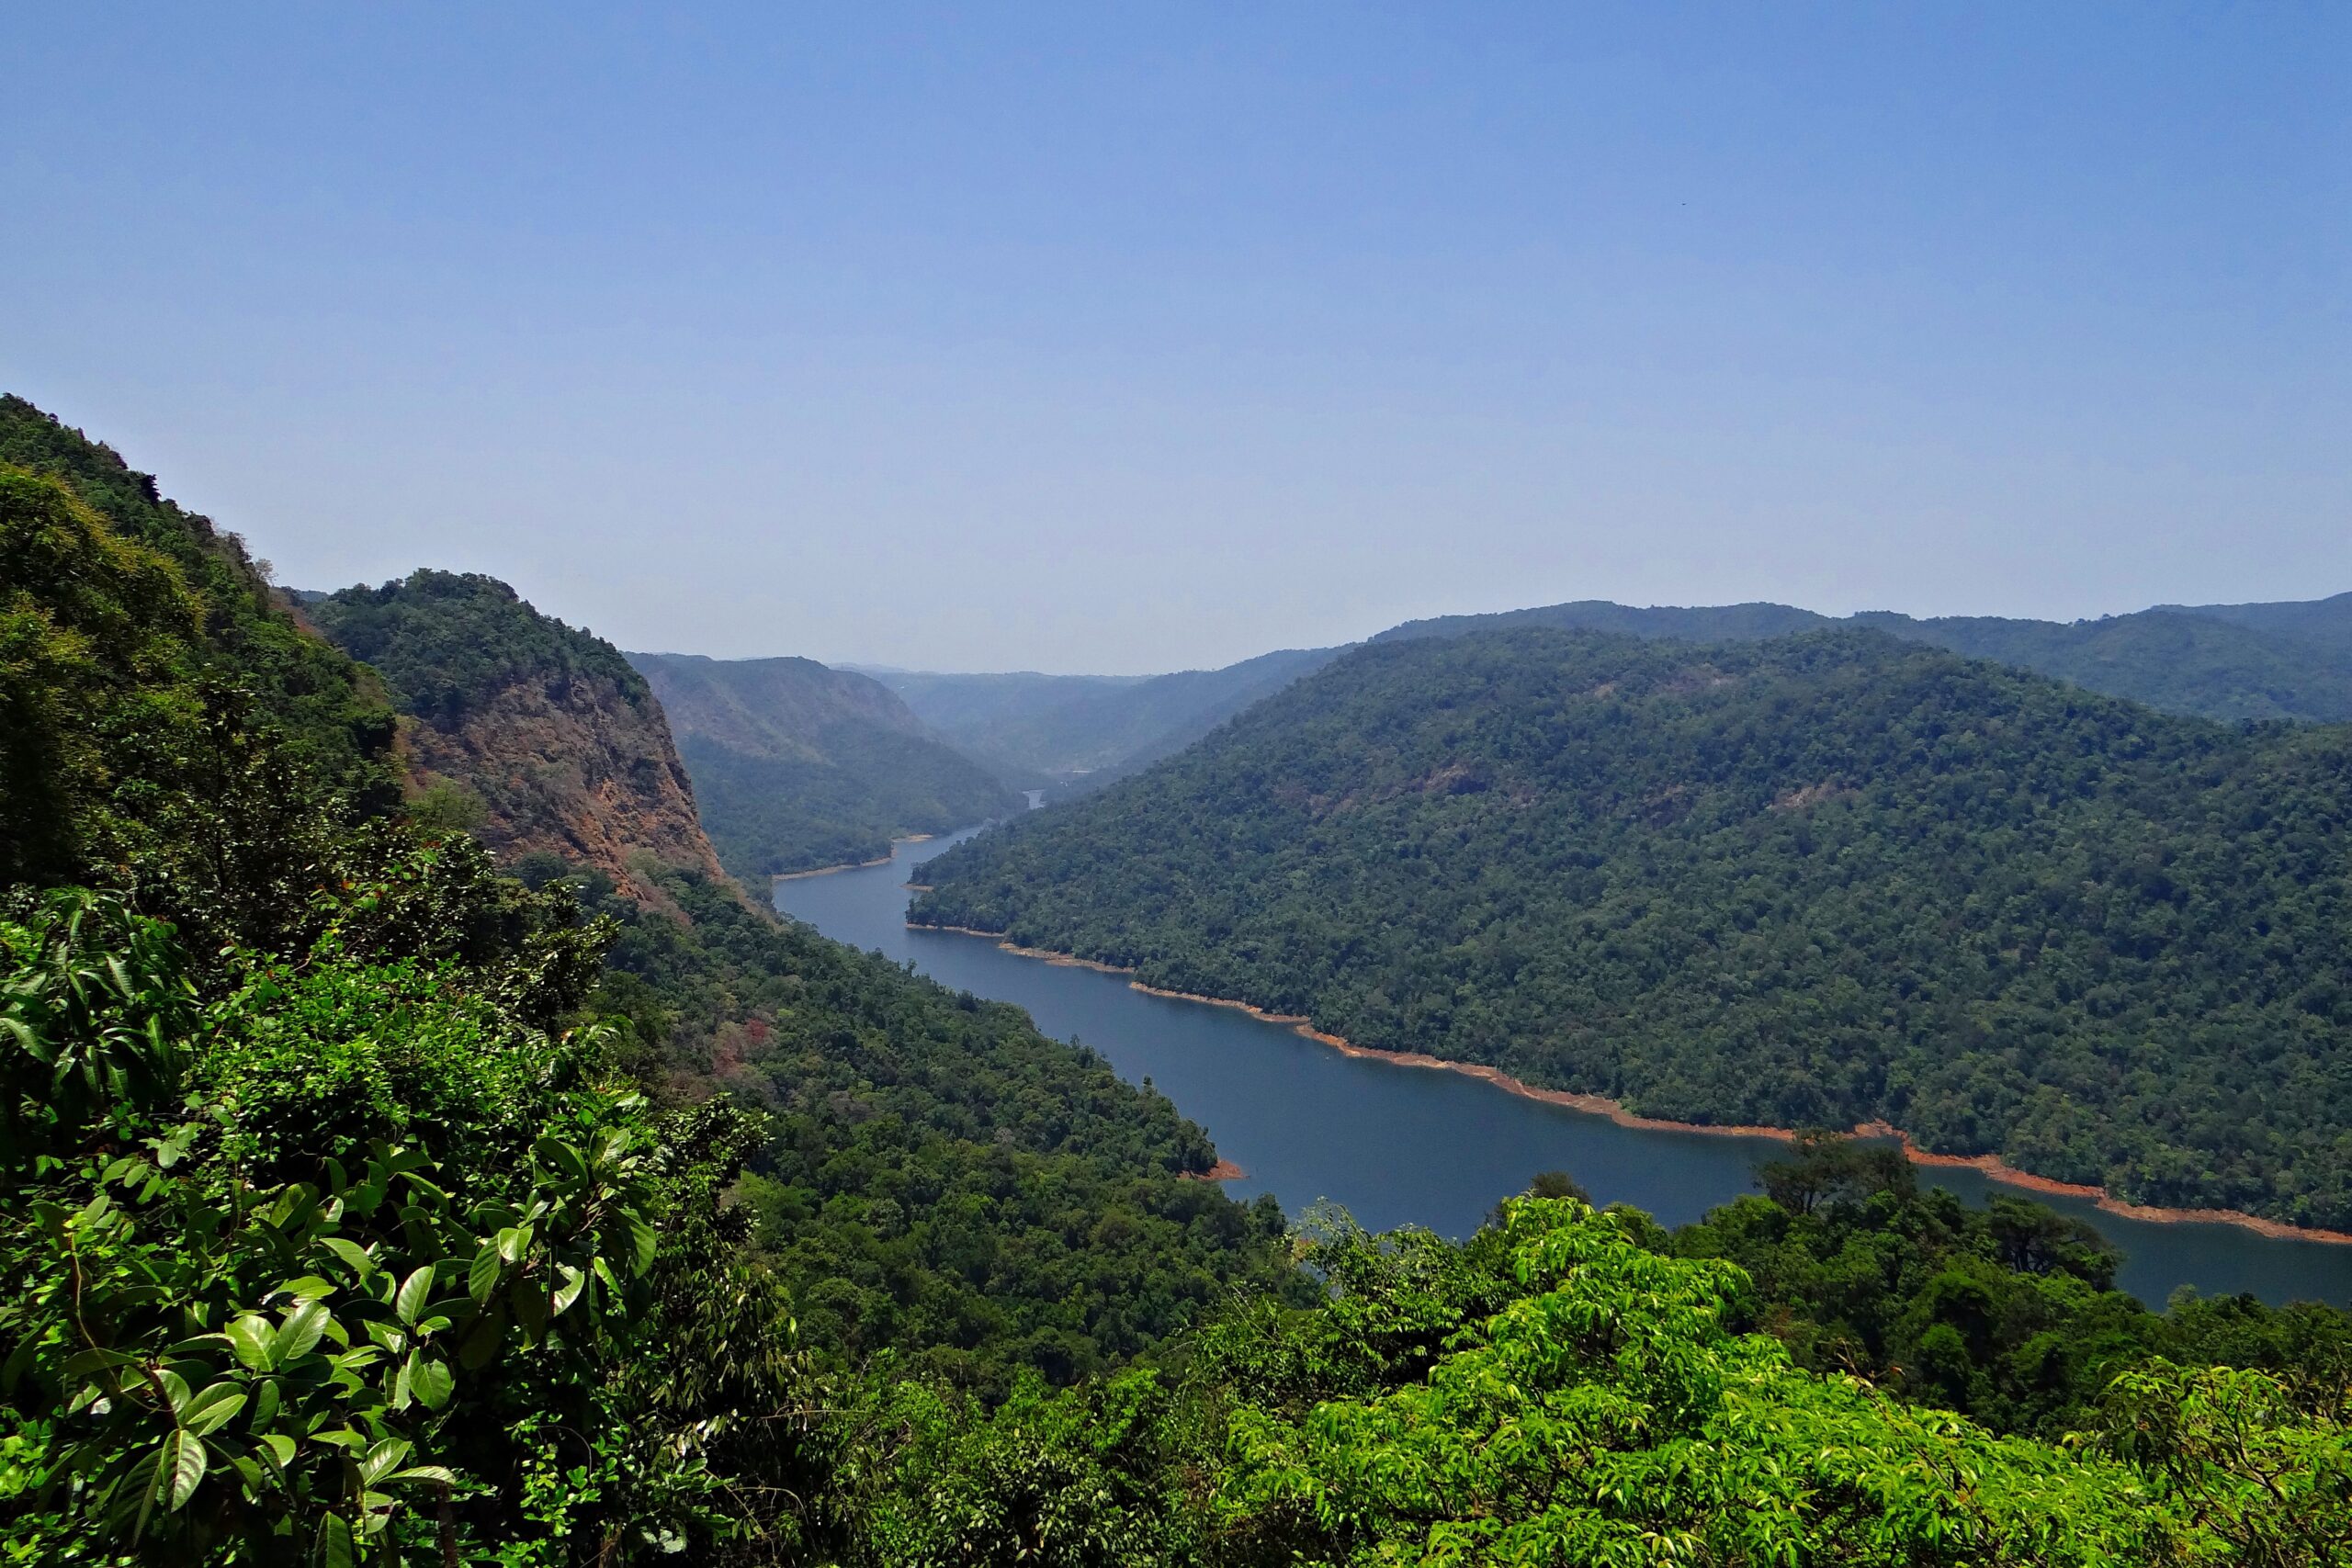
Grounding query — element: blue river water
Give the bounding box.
[776,829,2352,1308]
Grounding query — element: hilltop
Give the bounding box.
[305,570,727,891]
[1377,594,2352,724]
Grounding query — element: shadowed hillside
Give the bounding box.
[630,651,1021,881]
[871,645,1346,795]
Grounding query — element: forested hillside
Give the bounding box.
[631,652,1020,881]
[916,626,2352,1229]
[871,646,1343,796]
[305,571,728,890]
[1375,593,2352,723]
[9,397,2352,1563]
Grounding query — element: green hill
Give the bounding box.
[629,651,1023,881]
[2165,590,2352,655]
[1376,594,2352,724]
[870,646,1345,796]
[915,626,2352,1229]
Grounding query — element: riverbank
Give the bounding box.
[772,834,940,883]
[911,921,2352,1247]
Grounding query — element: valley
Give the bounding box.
[786,830,2352,1307]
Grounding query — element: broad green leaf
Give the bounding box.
[62,1346,139,1377]
[182,1382,247,1435]
[153,1428,207,1514]
[626,1213,657,1275]
[468,1246,503,1304]
[319,1237,374,1278]
[273,1300,331,1365]
[534,1136,589,1185]
[358,1438,411,1485]
[258,1433,297,1471]
[155,1367,191,1415]
[411,1357,454,1411]
[495,1224,533,1265]
[224,1315,274,1371]
[394,1266,434,1326]
[319,1511,356,1568]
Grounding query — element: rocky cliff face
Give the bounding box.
[305,572,726,890]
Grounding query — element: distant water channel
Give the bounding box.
[777,828,2352,1308]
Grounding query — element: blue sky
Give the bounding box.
[5,5,2345,671]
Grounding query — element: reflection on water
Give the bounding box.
[779,828,2352,1308]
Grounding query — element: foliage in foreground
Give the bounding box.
[0,886,796,1564]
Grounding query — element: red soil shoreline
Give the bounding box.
[911,921,2352,1246]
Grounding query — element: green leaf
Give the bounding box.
[550,1263,588,1317]
[224,1315,274,1371]
[62,1346,139,1378]
[534,1135,590,1185]
[259,1433,297,1472]
[153,1427,207,1514]
[394,1265,434,1326]
[467,1246,503,1305]
[182,1382,247,1436]
[411,1357,454,1411]
[626,1213,657,1276]
[510,1275,549,1340]
[155,1367,191,1415]
[319,1511,356,1568]
[273,1300,332,1366]
[458,1309,503,1371]
[358,1438,411,1486]
[319,1237,375,1278]
[495,1224,533,1265]
[388,1464,461,1486]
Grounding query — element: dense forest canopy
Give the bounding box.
[629,652,1020,882]
[307,571,648,730]
[916,626,2352,1229]
[1374,592,2352,724]
[8,394,2352,1563]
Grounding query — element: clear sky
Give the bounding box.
[5,5,2345,672]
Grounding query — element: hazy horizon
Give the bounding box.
[6,5,2346,673]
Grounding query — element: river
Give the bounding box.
[776,828,2352,1308]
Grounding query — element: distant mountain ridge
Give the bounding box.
[629,651,1021,881]
[304,571,727,891]
[1377,594,2352,724]
[870,645,1347,795]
